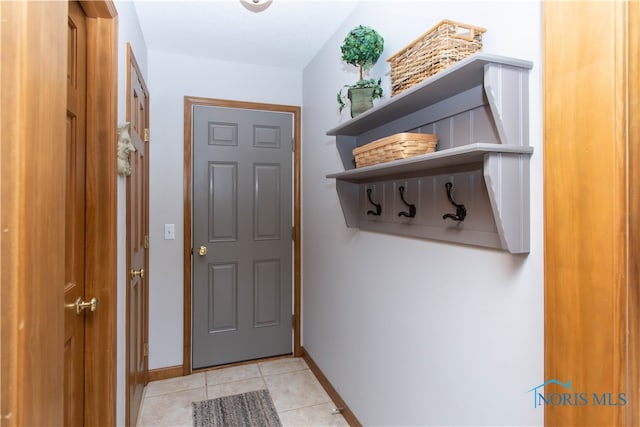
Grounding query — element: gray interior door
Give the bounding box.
[192,105,293,368]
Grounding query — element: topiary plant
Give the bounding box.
[340,25,384,81]
[337,25,385,114]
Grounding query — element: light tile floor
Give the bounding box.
[136,357,350,427]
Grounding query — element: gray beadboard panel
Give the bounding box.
[335,180,360,227]
[381,181,395,223]
[432,119,453,151]
[354,85,485,149]
[484,63,529,146]
[339,90,500,169]
[336,135,357,170]
[358,222,502,250]
[347,102,500,168]
[419,176,440,227]
[342,169,501,250]
[327,53,533,137]
[452,111,472,148]
[473,105,500,143]
[467,170,499,233]
[484,153,530,253]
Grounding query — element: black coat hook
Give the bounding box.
[398,186,416,218]
[366,188,381,216]
[443,182,466,221]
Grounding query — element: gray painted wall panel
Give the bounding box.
[353,169,500,248]
[484,63,529,146]
[484,153,530,252]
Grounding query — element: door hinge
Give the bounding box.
[144,128,150,142]
[144,234,149,249]
[143,342,149,357]
[291,137,295,152]
[291,226,295,241]
[291,314,296,329]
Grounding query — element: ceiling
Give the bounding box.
[133,0,361,70]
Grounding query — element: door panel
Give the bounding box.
[192,106,293,368]
[208,263,238,332]
[64,2,87,425]
[208,162,238,242]
[126,45,149,427]
[254,164,281,240]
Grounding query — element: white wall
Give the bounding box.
[147,51,302,369]
[302,1,543,425]
[115,1,148,425]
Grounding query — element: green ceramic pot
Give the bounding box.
[348,87,375,118]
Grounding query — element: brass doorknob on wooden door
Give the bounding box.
[69,296,98,315]
[130,268,145,278]
[198,246,207,256]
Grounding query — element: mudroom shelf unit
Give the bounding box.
[326,53,534,253]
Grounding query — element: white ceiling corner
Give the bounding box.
[133,0,361,70]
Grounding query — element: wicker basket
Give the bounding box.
[387,20,486,96]
[353,133,438,168]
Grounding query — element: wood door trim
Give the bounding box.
[79,1,118,425]
[183,96,302,375]
[148,365,184,382]
[125,43,150,427]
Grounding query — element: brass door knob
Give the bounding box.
[130,268,145,279]
[70,296,98,315]
[198,246,208,256]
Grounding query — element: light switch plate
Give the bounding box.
[164,224,175,240]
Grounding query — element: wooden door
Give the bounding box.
[1,2,68,425]
[1,1,117,425]
[191,105,293,368]
[64,2,89,424]
[126,45,150,427]
[544,1,639,425]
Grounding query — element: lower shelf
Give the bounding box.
[330,151,531,253]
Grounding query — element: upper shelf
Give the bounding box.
[326,53,533,137]
[326,143,533,182]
